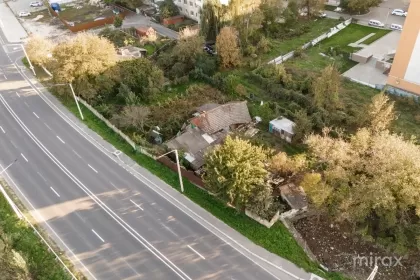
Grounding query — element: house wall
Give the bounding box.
[174,0,202,22]
[269,125,293,143]
[387,1,420,95]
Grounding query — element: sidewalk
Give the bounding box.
[0,3,28,43]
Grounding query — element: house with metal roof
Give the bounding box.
[166,101,252,170]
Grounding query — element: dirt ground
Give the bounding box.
[294,217,420,280]
[20,11,71,40]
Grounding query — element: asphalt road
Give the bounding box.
[0,30,314,280]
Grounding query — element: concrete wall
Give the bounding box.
[351,53,371,64]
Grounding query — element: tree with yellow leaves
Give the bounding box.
[25,35,54,67]
[51,33,117,83]
[216,26,242,68]
[203,136,270,211]
[305,128,420,250]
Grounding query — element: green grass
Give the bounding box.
[0,180,78,280]
[286,24,391,73]
[50,91,347,280]
[263,18,340,61]
[143,44,156,55]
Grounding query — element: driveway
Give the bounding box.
[326,0,409,27]
[6,0,46,16]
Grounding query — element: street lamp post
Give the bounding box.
[68,83,84,121]
[21,44,36,76]
[156,149,184,193]
[0,159,18,176]
[44,83,84,121]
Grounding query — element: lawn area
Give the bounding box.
[50,89,347,280]
[263,18,340,62]
[286,24,391,72]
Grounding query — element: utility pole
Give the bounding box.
[156,149,184,193]
[21,44,36,76]
[69,83,84,121]
[0,159,18,175]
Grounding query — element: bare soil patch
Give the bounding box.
[294,216,420,280]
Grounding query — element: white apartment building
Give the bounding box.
[174,0,229,22]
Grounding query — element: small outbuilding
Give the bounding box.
[269,116,295,143]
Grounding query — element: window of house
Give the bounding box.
[280,129,285,135]
[184,0,187,4]
[190,10,194,15]
[189,1,193,6]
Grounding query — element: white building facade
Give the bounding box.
[174,0,229,22]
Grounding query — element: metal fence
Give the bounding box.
[268,18,353,65]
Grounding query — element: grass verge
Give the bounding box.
[263,18,339,61]
[0,179,80,280]
[51,91,348,280]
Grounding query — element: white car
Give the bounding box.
[391,9,407,17]
[19,11,31,17]
[29,1,43,7]
[318,11,327,18]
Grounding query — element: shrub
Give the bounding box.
[257,36,271,53]
[244,45,257,56]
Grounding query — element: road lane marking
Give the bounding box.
[32,112,39,119]
[37,171,47,182]
[110,181,123,193]
[130,199,144,211]
[87,164,98,173]
[0,94,192,280]
[16,92,20,98]
[187,245,205,260]
[91,229,105,243]
[72,149,82,158]
[20,153,28,162]
[9,140,17,148]
[44,122,52,130]
[24,101,29,108]
[56,135,65,144]
[3,75,6,80]
[162,224,179,237]
[50,187,60,197]
[0,126,4,133]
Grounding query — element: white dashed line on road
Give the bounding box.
[32,112,39,119]
[50,187,60,197]
[162,224,179,237]
[110,182,123,193]
[0,126,4,133]
[130,199,144,211]
[44,122,52,130]
[24,101,29,108]
[88,164,98,173]
[3,75,6,80]
[56,136,65,144]
[72,149,82,159]
[37,171,47,182]
[21,153,28,162]
[16,92,20,98]
[187,245,205,260]
[91,229,105,243]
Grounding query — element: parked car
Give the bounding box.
[391,9,407,17]
[318,11,327,18]
[19,11,31,17]
[368,19,385,27]
[390,23,403,31]
[203,44,217,56]
[29,1,43,7]
[334,7,343,12]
